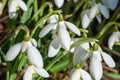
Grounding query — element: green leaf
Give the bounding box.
[71,38,98,48]
[49,57,70,73]
[20,0,33,24]
[106,72,120,79]
[10,73,17,80]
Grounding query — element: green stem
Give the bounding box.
[0,47,7,61]
[0,0,7,16]
[34,0,38,21]
[45,51,68,71]
[27,1,53,25]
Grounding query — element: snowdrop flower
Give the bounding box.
[102,0,118,10]
[48,35,78,57]
[23,65,49,80]
[54,0,64,8]
[73,42,115,80]
[8,0,27,19]
[108,31,120,49]
[89,45,115,80]
[70,67,92,80]
[39,20,80,52]
[6,38,43,69]
[81,2,109,28]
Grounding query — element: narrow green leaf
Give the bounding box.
[49,58,70,73]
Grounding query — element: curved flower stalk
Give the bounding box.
[23,65,49,80]
[108,31,120,49]
[54,0,64,8]
[6,38,44,69]
[102,0,118,10]
[81,2,110,28]
[8,0,27,19]
[39,18,81,57]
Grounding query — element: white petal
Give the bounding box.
[96,15,102,23]
[108,32,116,49]
[27,46,43,68]
[108,0,118,10]
[21,41,28,52]
[65,21,80,36]
[54,0,64,8]
[39,23,57,38]
[73,46,90,65]
[81,9,89,19]
[47,14,58,24]
[58,22,71,50]
[70,69,81,80]
[30,38,37,47]
[80,43,90,50]
[35,68,49,78]
[80,69,92,80]
[8,1,17,19]
[101,52,115,68]
[23,66,35,80]
[94,51,102,61]
[90,54,103,80]
[99,4,109,19]
[102,0,109,7]
[89,4,98,19]
[6,43,21,61]
[82,14,90,28]
[15,0,27,11]
[48,37,61,57]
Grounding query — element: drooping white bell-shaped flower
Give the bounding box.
[102,0,118,10]
[54,0,64,8]
[23,65,49,80]
[89,51,103,80]
[70,68,92,80]
[81,2,110,28]
[73,42,115,80]
[39,20,80,51]
[6,38,43,68]
[108,31,120,49]
[8,0,27,19]
[89,46,115,80]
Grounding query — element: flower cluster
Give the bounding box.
[6,38,49,79]
[3,0,119,80]
[81,0,118,28]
